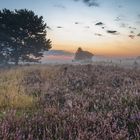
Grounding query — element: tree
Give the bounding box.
[0,9,51,65]
[74,47,94,61]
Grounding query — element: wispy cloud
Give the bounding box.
[130,31,134,34]
[128,35,135,39]
[115,17,121,21]
[107,30,119,35]
[74,22,83,25]
[129,26,136,30]
[115,15,125,21]
[74,0,99,7]
[95,22,104,26]
[94,33,103,36]
[47,26,52,30]
[57,26,63,29]
[137,33,140,36]
[75,22,79,24]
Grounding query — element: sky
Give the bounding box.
[0,0,140,57]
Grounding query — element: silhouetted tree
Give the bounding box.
[0,9,51,65]
[75,47,93,61]
[77,47,82,52]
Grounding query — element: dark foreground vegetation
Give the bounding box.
[0,64,140,140]
[0,9,51,65]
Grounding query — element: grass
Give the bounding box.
[0,68,35,109]
[0,64,139,139]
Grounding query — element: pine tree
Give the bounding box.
[0,9,51,65]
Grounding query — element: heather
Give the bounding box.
[0,64,140,139]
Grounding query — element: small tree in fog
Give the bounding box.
[0,9,51,65]
[74,47,93,61]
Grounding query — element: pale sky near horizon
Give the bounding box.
[0,0,140,56]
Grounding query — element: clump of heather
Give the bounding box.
[0,64,140,139]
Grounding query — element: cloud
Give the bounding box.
[54,4,66,9]
[95,22,104,26]
[130,31,134,34]
[129,26,136,30]
[47,26,52,30]
[84,0,99,7]
[74,0,99,7]
[107,30,117,33]
[94,33,102,36]
[74,22,84,25]
[107,30,119,35]
[57,26,63,28]
[128,35,135,39]
[115,15,125,21]
[115,17,121,21]
[75,22,79,24]
[74,22,83,25]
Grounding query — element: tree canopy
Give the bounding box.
[74,47,94,61]
[0,9,51,65]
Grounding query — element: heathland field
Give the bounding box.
[0,64,140,139]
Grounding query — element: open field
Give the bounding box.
[0,64,140,139]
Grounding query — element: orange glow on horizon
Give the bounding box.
[51,40,140,57]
